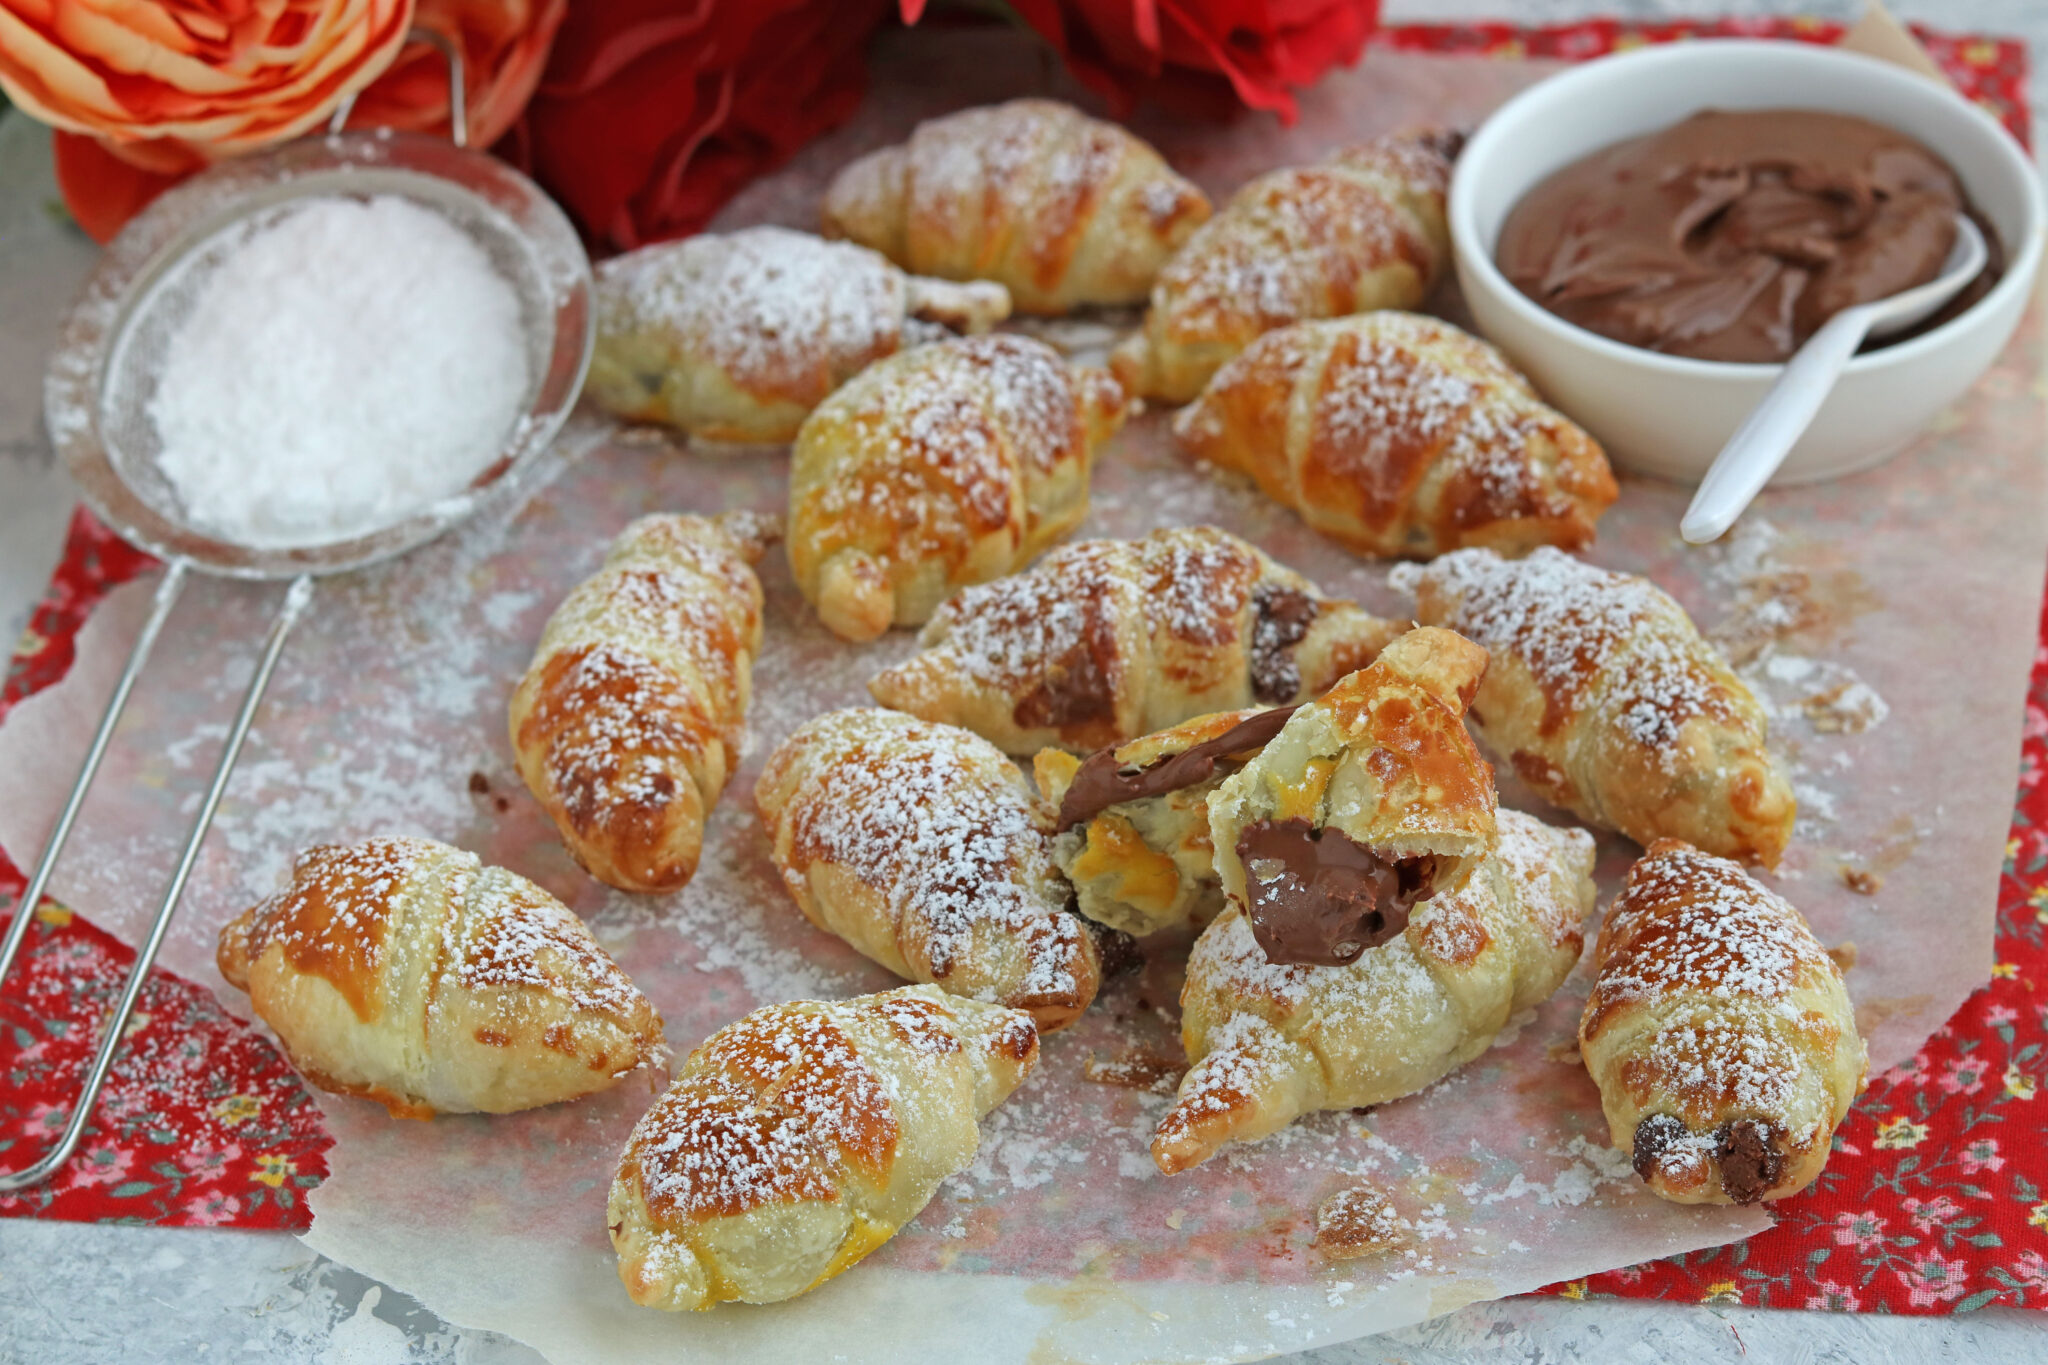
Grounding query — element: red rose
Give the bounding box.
[513,0,894,254]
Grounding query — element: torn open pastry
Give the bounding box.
[217,836,663,1118]
[1111,130,1457,403]
[587,225,1009,443]
[755,708,1107,1031]
[868,525,1401,755]
[1392,546,1795,866]
[789,332,1127,641]
[610,984,1038,1310]
[821,98,1211,314]
[1034,706,1297,938]
[1580,840,1867,1205]
[1172,313,1617,558]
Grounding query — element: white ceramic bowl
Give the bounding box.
[1450,39,2046,486]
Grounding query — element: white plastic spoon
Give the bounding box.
[1680,214,1989,545]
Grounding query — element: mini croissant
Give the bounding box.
[587,225,1010,443]
[788,333,1127,641]
[1580,841,1866,1205]
[869,525,1401,755]
[610,985,1038,1310]
[1392,547,1795,866]
[510,512,771,894]
[1154,808,1594,1173]
[217,836,663,1118]
[1173,313,1617,558]
[755,708,1106,1031]
[1112,130,1456,403]
[822,98,1211,314]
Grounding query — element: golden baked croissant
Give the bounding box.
[868,525,1401,755]
[509,512,771,894]
[610,984,1038,1310]
[587,225,1011,443]
[1579,840,1866,1205]
[821,98,1211,315]
[1173,313,1617,557]
[1392,546,1795,866]
[788,333,1127,642]
[217,836,663,1118]
[1155,807,1595,1174]
[1033,706,1295,938]
[755,708,1107,1030]
[1111,130,1456,403]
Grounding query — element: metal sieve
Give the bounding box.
[0,33,594,1190]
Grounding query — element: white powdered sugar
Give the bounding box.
[150,194,529,548]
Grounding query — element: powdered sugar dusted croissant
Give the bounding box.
[1154,808,1594,1173]
[1580,840,1866,1205]
[1033,706,1295,938]
[510,512,771,894]
[1173,313,1617,558]
[755,708,1105,1030]
[217,836,663,1118]
[610,984,1037,1310]
[587,226,1010,443]
[789,333,1127,641]
[822,99,1211,314]
[1111,131,1456,403]
[868,525,1401,755]
[1392,547,1795,867]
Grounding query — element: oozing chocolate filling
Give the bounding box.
[1631,1113,1689,1183]
[1249,585,1320,704]
[1235,818,1439,966]
[1715,1118,1785,1206]
[1054,706,1300,833]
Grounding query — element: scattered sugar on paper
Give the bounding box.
[150,194,529,548]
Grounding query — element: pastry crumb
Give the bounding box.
[1839,865,1883,895]
[1165,1208,1185,1230]
[1083,1049,1185,1094]
[1829,941,1860,971]
[1545,1038,1583,1066]
[1313,1185,1407,1260]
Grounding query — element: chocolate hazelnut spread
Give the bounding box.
[1055,705,1300,833]
[1715,1117,1785,1205]
[1249,585,1320,704]
[1234,817,1439,966]
[1499,109,1993,363]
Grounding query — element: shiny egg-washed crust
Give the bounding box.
[788,333,1127,642]
[609,985,1038,1311]
[755,708,1105,1031]
[1579,841,1867,1206]
[1393,546,1796,866]
[585,226,1011,444]
[1033,708,1276,938]
[1111,131,1455,404]
[509,512,773,895]
[217,836,663,1118]
[1206,626,1499,920]
[821,99,1211,315]
[869,525,1402,755]
[1173,313,1617,559]
[1154,808,1595,1173]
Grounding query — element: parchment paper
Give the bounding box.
[2,32,2043,1365]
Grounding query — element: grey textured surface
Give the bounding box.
[4,2,2048,1360]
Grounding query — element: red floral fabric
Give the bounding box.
[1,18,2042,1317]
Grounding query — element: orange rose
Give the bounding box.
[350,0,566,149]
[0,0,415,168]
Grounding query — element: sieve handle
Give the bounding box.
[327,27,468,148]
[0,573,314,1193]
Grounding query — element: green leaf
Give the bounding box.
[107,1180,155,1199]
[1958,1290,2000,1313]
[1970,1233,2004,1248]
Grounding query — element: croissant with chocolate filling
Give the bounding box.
[1579,840,1866,1206]
[217,836,663,1118]
[509,511,771,894]
[1111,131,1457,403]
[755,708,1107,1031]
[1033,707,1295,938]
[587,225,1010,444]
[1154,807,1595,1174]
[868,525,1402,756]
[789,333,1127,641]
[610,985,1038,1311]
[1391,546,1795,866]
[1173,313,1617,558]
[821,99,1211,314]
